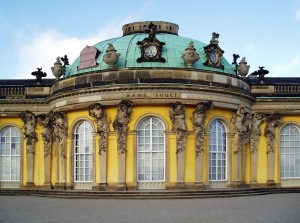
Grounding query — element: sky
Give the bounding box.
[0,0,300,79]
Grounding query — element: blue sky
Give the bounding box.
[0,0,300,79]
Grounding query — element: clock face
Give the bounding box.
[145,45,157,58]
[210,52,217,64]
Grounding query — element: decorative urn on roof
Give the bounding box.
[237,57,250,77]
[51,57,65,80]
[103,43,120,68]
[182,41,200,68]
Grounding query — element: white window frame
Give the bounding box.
[280,124,300,179]
[0,126,21,182]
[73,121,93,183]
[209,119,227,182]
[137,117,166,183]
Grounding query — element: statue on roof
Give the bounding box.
[210,32,219,45]
[250,66,269,83]
[31,68,47,84]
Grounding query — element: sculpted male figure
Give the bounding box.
[169,102,187,153]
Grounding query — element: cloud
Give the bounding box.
[13,18,134,79]
[271,55,300,76]
[296,9,300,20]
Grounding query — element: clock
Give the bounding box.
[145,45,157,58]
[210,52,217,64]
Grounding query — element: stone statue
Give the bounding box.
[210,32,219,45]
[88,103,110,154]
[60,55,69,66]
[51,111,68,158]
[37,113,53,157]
[233,106,252,152]
[31,68,47,84]
[20,110,37,154]
[169,102,187,153]
[250,113,266,153]
[250,66,269,83]
[264,113,283,154]
[232,54,240,65]
[51,57,66,80]
[237,57,250,77]
[182,41,200,68]
[191,101,213,156]
[113,100,133,154]
[103,43,120,68]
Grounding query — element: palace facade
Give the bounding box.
[1,21,300,190]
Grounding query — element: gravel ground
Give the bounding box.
[0,193,300,223]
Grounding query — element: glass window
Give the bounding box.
[280,124,300,179]
[0,126,21,181]
[74,121,93,182]
[137,117,165,182]
[209,120,227,181]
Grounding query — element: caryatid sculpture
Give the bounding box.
[20,110,37,154]
[191,101,213,156]
[250,113,266,154]
[169,102,187,153]
[37,113,54,157]
[51,111,68,158]
[113,100,133,154]
[88,103,110,154]
[233,106,252,153]
[264,113,283,154]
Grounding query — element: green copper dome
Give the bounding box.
[65,22,236,77]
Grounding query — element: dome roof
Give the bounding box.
[65,22,236,77]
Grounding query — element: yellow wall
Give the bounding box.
[2,107,299,188]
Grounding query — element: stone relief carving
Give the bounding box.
[103,43,120,68]
[113,100,133,154]
[51,111,68,158]
[182,41,200,68]
[250,113,266,153]
[232,106,252,152]
[20,110,38,154]
[169,102,187,153]
[88,103,110,154]
[191,101,213,156]
[37,113,53,158]
[264,113,283,154]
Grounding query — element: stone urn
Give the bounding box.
[103,43,120,68]
[51,57,65,80]
[237,57,250,77]
[182,41,199,68]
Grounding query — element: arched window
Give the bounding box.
[74,121,93,183]
[0,126,21,185]
[137,117,165,184]
[280,124,300,179]
[209,119,227,181]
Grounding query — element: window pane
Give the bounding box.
[0,126,21,181]
[137,117,165,182]
[74,121,93,182]
[280,124,300,179]
[209,120,226,181]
